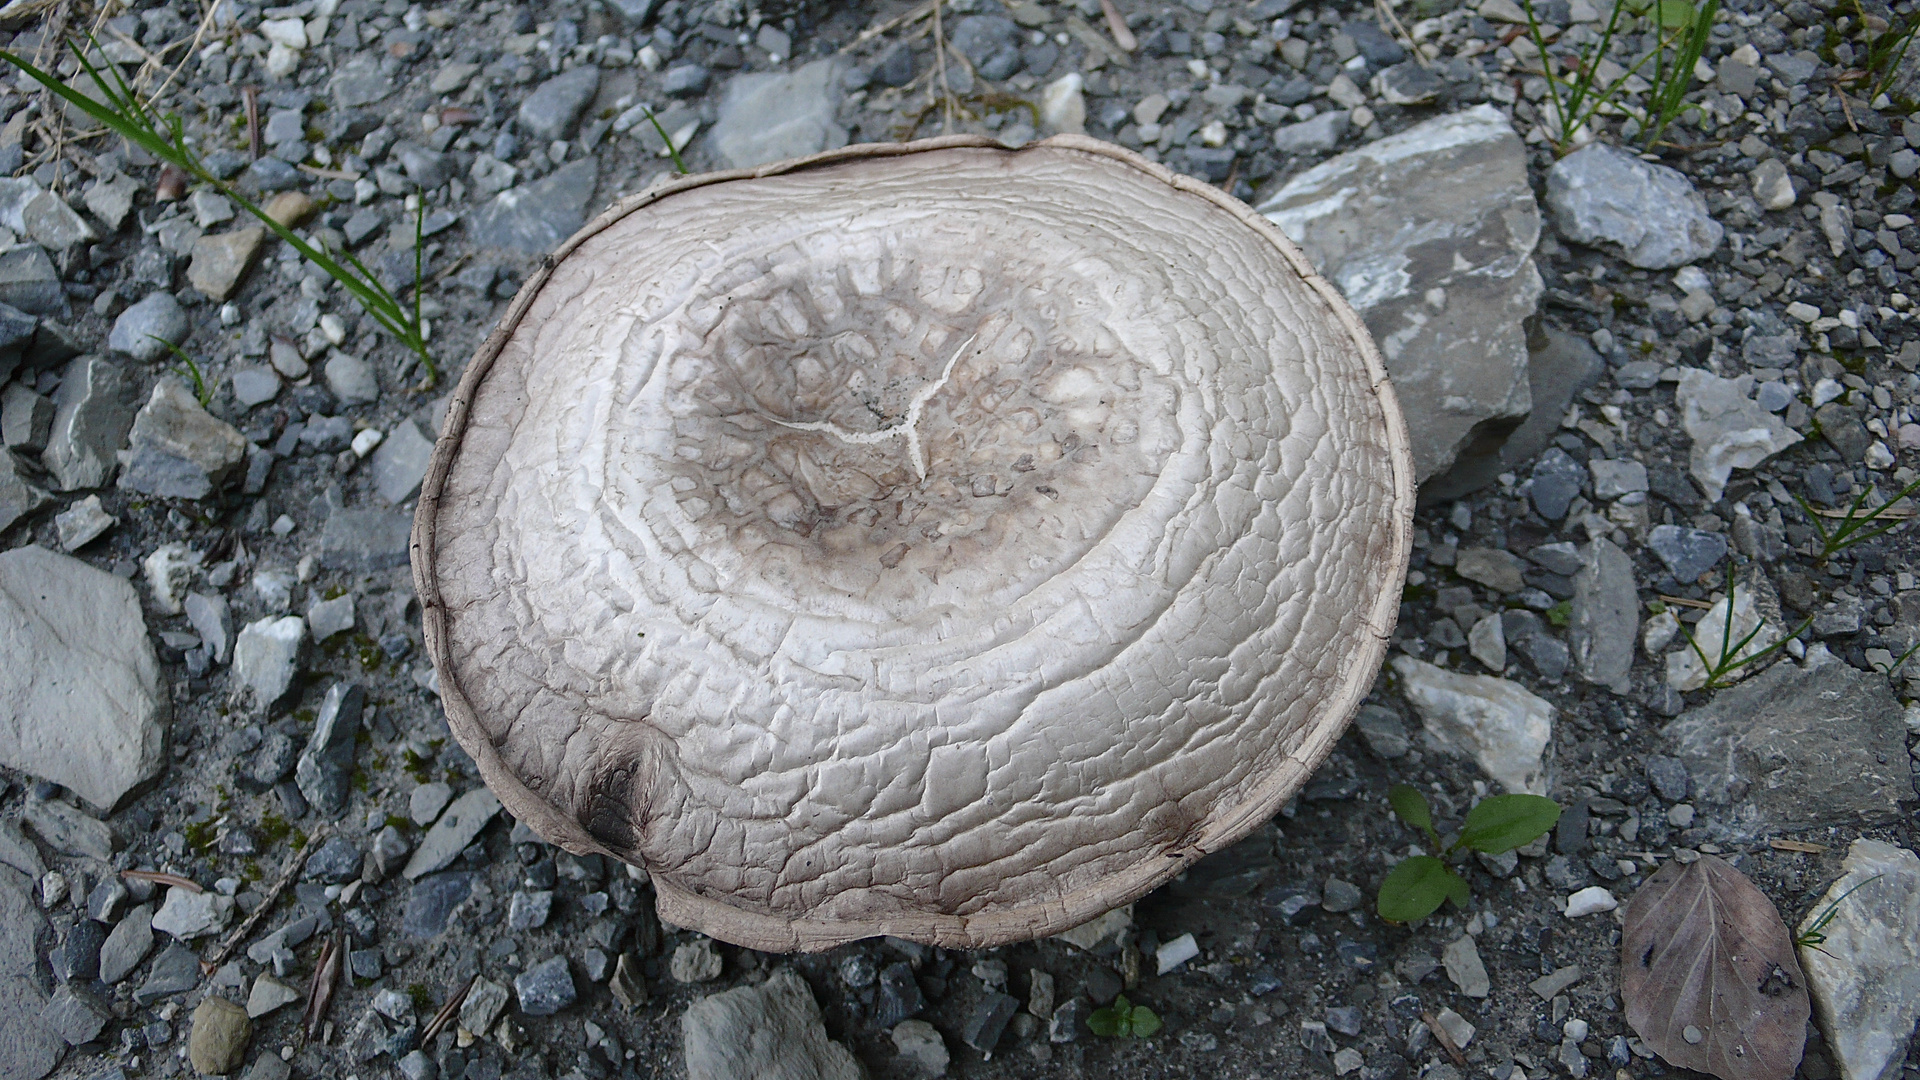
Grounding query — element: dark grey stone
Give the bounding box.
[247,731,299,788]
[515,955,576,1016]
[0,246,62,315]
[875,961,925,1028]
[1648,524,1727,585]
[50,919,105,982]
[951,15,1018,66]
[960,991,1019,1053]
[1050,996,1089,1042]
[391,142,455,189]
[1353,703,1410,759]
[402,872,472,939]
[662,63,709,96]
[41,983,110,1045]
[245,157,302,192]
[318,509,413,571]
[1529,447,1586,520]
[1342,20,1405,65]
[873,43,915,87]
[507,890,552,931]
[294,682,363,817]
[1665,649,1909,838]
[134,942,201,1004]
[518,66,601,141]
[468,159,598,255]
[1570,538,1637,694]
[1644,755,1690,801]
[303,835,363,883]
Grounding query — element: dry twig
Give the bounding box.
[201,826,325,975]
[122,869,203,892]
[1421,1011,1470,1068]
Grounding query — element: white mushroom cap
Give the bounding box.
[413,135,1413,952]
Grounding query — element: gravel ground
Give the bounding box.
[1,0,1918,1079]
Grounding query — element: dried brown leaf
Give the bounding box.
[1621,854,1808,1080]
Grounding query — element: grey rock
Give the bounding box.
[369,825,410,879]
[1545,142,1723,269]
[962,992,1021,1053]
[41,983,109,1045]
[1647,524,1727,585]
[306,593,355,641]
[50,914,105,982]
[371,418,433,505]
[0,245,63,314]
[1353,703,1410,759]
[710,60,848,169]
[247,974,302,1019]
[243,913,319,968]
[1796,839,1920,1080]
[1815,402,1872,462]
[99,903,154,984]
[324,351,379,405]
[295,682,363,817]
[515,955,576,1016]
[243,1054,292,1080]
[1665,646,1907,838]
[468,158,598,254]
[232,615,306,711]
[1645,755,1690,801]
[184,593,231,666]
[892,1018,949,1077]
[391,142,455,190]
[1570,538,1636,694]
[121,377,249,499]
[0,450,47,533]
[330,60,393,108]
[52,495,112,552]
[606,0,658,22]
[683,968,863,1080]
[247,731,298,787]
[459,976,510,1035]
[1455,547,1526,593]
[1529,448,1587,520]
[303,834,362,883]
[84,173,141,231]
[0,547,166,809]
[1431,328,1605,499]
[1442,935,1490,998]
[246,157,301,191]
[876,961,926,1028]
[403,871,473,939]
[404,786,500,879]
[1270,110,1351,154]
[318,509,412,570]
[44,355,135,491]
[1260,107,1540,483]
[134,941,201,1003]
[509,889,553,930]
[1393,656,1553,794]
[518,66,602,142]
[188,227,267,300]
[1051,997,1090,1042]
[151,887,233,940]
[0,868,64,1078]
[230,366,282,407]
[1526,542,1584,577]
[1813,597,1864,638]
[21,798,115,858]
[1321,877,1364,912]
[107,292,188,362]
[1676,369,1800,502]
[263,109,304,147]
[0,821,41,880]
[409,781,453,826]
[662,63,711,96]
[1589,458,1648,498]
[23,191,94,252]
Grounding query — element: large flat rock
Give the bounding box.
[1259,105,1541,484]
[683,967,862,1080]
[1665,646,1907,839]
[709,59,848,169]
[0,545,167,810]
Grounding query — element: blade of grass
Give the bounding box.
[643,106,690,175]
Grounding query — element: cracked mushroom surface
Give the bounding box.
[415,136,1413,951]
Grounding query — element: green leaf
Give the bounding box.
[1088,1006,1122,1037]
[1387,784,1433,833]
[1130,1005,1163,1038]
[1377,856,1469,923]
[1458,794,1561,855]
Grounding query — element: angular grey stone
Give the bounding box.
[0,245,63,315]
[606,0,657,21]
[1260,106,1540,483]
[1270,110,1350,154]
[1797,839,1920,1080]
[23,191,94,252]
[663,63,710,96]
[230,366,281,407]
[21,798,114,859]
[1546,142,1723,269]
[188,228,267,301]
[1393,655,1553,794]
[515,955,576,1016]
[369,825,410,879]
[306,593,355,641]
[0,868,64,1079]
[318,509,413,570]
[41,983,109,1044]
[84,173,141,231]
[1570,538,1636,694]
[1665,647,1907,838]
[247,974,301,1019]
[44,355,135,491]
[961,991,1021,1053]
[151,887,233,940]
[1675,369,1800,503]
[107,292,189,362]
[403,871,473,940]
[1647,524,1727,585]
[0,450,47,533]
[1644,755,1690,801]
[99,903,154,984]
[2,384,50,453]
[1455,547,1526,593]
[391,142,455,190]
[134,941,201,1004]
[508,889,553,930]
[295,682,363,818]
[302,835,362,883]
[518,66,601,143]
[1442,935,1490,998]
[459,976,509,1035]
[410,781,452,827]
[0,547,166,809]
[1589,458,1648,499]
[468,158,598,254]
[372,418,433,505]
[324,351,378,405]
[404,786,500,879]
[1353,703,1410,759]
[1529,447,1586,520]
[184,592,231,664]
[232,615,306,712]
[330,60,393,108]
[683,968,863,1080]
[121,378,249,500]
[710,60,848,169]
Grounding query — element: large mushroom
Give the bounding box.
[413,135,1413,952]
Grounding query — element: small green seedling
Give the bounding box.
[1676,564,1814,692]
[1795,874,1882,958]
[1378,785,1561,923]
[1793,472,1920,564]
[147,336,213,408]
[643,107,690,175]
[1087,994,1162,1039]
